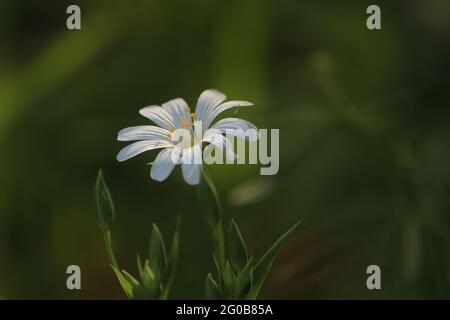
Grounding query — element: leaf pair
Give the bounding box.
[205,219,301,300]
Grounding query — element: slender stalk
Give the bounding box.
[213,217,226,271]
[199,167,226,271]
[103,229,119,269]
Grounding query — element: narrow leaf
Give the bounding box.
[205,273,223,300]
[94,169,115,232]
[121,270,147,300]
[110,265,133,299]
[149,224,167,278]
[235,257,254,299]
[222,261,236,299]
[229,219,248,271]
[136,255,143,276]
[121,270,140,286]
[212,254,221,275]
[246,220,301,299]
[160,215,182,299]
[141,260,160,299]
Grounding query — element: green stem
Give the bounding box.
[103,229,119,269]
[200,167,226,271]
[213,218,226,272]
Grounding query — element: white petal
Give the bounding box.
[181,144,203,165]
[139,106,176,130]
[181,163,201,185]
[202,132,236,160]
[150,148,178,182]
[195,89,226,125]
[181,145,202,185]
[210,118,259,141]
[116,140,173,162]
[118,126,171,141]
[204,100,253,129]
[162,98,192,130]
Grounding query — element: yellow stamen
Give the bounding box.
[181,117,190,129]
[190,112,197,119]
[167,129,175,139]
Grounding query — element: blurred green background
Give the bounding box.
[0,0,449,299]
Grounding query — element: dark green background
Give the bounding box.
[0,0,449,299]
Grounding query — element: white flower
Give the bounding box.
[116,89,258,185]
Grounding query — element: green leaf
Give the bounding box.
[212,254,221,275]
[235,257,254,299]
[94,169,115,232]
[205,273,223,300]
[246,220,301,299]
[121,270,140,286]
[149,224,167,278]
[229,219,248,271]
[160,215,182,300]
[141,260,160,299]
[136,255,143,276]
[110,265,133,299]
[222,261,236,299]
[121,270,148,300]
[213,221,226,270]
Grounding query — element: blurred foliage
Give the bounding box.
[0,0,449,299]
